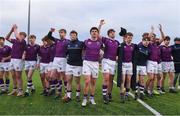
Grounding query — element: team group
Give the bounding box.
[0,20,180,106]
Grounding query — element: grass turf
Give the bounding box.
[0,70,180,115]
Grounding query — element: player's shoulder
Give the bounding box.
[114,39,120,43]
[84,38,90,43]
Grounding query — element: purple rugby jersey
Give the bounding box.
[160,45,173,62]
[123,43,134,62]
[0,45,11,62]
[39,45,51,63]
[148,43,161,62]
[84,38,103,61]
[102,37,119,61]
[54,38,69,58]
[49,44,56,62]
[25,44,40,61]
[10,39,26,59]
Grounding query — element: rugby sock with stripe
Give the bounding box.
[76,89,80,97]
[102,85,107,96]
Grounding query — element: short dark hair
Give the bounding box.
[142,32,149,38]
[107,29,115,35]
[29,35,36,39]
[174,37,180,41]
[164,36,170,41]
[42,36,53,45]
[70,30,78,36]
[152,33,156,38]
[0,37,5,41]
[142,37,150,41]
[19,32,27,38]
[42,36,48,41]
[90,27,99,33]
[125,32,133,37]
[59,29,67,34]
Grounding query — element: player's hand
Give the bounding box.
[13,24,17,29]
[1,58,6,62]
[158,24,162,31]
[50,28,55,32]
[12,24,18,32]
[99,19,105,26]
[151,25,154,31]
[22,55,25,61]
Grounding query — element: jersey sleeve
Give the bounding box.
[9,39,16,44]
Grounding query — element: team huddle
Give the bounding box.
[0,20,180,107]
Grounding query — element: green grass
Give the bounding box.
[0,70,180,115]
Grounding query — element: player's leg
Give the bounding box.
[16,59,24,97]
[59,58,67,96]
[135,67,140,100]
[61,71,67,95]
[89,76,97,105]
[24,69,30,96]
[24,61,30,96]
[125,63,133,100]
[139,75,145,100]
[62,73,72,102]
[24,63,36,96]
[16,70,23,96]
[52,58,62,98]
[108,74,114,102]
[39,63,47,95]
[134,74,140,100]
[81,60,91,107]
[45,71,50,96]
[168,72,177,93]
[2,62,10,93]
[0,70,6,94]
[120,63,127,103]
[75,76,81,102]
[4,71,10,92]
[161,72,166,93]
[54,71,62,99]
[155,73,162,94]
[40,72,46,95]
[89,62,99,105]
[29,69,36,92]
[155,63,162,94]
[49,69,57,96]
[102,59,110,103]
[8,69,18,95]
[102,72,109,104]
[150,74,156,97]
[125,74,131,100]
[120,74,126,103]
[82,75,90,107]
[74,66,82,102]
[146,73,154,97]
[8,60,18,95]
[173,73,179,88]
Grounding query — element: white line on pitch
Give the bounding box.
[113,80,162,116]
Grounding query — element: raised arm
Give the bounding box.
[158,24,165,43]
[47,28,56,42]
[13,24,21,39]
[5,25,14,42]
[148,25,154,39]
[98,19,105,35]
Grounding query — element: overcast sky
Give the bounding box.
[0,0,180,45]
